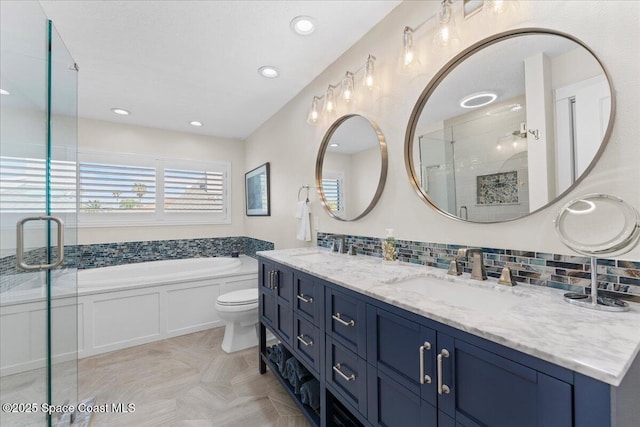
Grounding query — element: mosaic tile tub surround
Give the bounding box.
[0,236,273,293]
[317,232,640,298]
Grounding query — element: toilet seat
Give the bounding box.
[217,288,258,306]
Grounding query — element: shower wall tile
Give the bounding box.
[317,231,640,300]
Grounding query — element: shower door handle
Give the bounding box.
[16,216,65,271]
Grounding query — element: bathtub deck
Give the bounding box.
[78,327,309,426]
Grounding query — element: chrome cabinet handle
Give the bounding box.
[419,341,432,385]
[296,294,313,304]
[437,348,450,395]
[267,271,274,289]
[332,313,355,327]
[16,216,65,271]
[272,270,279,290]
[333,363,355,382]
[296,334,313,347]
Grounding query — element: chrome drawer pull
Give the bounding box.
[419,341,432,385]
[297,335,313,347]
[297,294,314,304]
[437,348,450,395]
[333,363,355,382]
[332,313,355,327]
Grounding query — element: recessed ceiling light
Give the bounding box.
[111,108,130,115]
[291,16,316,35]
[330,143,339,148]
[0,89,9,95]
[189,121,203,127]
[258,66,279,78]
[460,92,498,109]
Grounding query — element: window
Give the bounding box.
[321,171,345,218]
[0,156,76,214]
[2,152,231,226]
[79,162,156,213]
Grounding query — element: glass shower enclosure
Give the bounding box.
[1,1,78,426]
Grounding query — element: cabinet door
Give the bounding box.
[438,334,572,427]
[274,266,294,305]
[274,302,293,345]
[259,260,276,291]
[326,287,366,357]
[366,306,437,406]
[259,290,276,329]
[367,366,437,427]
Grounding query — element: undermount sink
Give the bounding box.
[391,275,531,314]
[289,250,334,263]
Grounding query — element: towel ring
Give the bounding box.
[298,185,310,203]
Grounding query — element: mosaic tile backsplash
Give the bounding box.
[0,236,273,293]
[317,232,640,299]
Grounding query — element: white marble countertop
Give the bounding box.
[258,247,640,386]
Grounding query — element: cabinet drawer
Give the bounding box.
[294,273,323,326]
[326,337,367,416]
[326,287,366,357]
[293,315,320,374]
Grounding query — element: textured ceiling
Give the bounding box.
[39,0,401,139]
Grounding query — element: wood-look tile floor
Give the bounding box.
[79,328,310,427]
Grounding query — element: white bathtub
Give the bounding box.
[1,256,258,376]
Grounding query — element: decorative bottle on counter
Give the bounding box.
[382,228,398,262]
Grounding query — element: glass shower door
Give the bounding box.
[0,2,78,426]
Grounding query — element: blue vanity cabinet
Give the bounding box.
[435,333,573,427]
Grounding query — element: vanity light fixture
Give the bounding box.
[290,16,316,35]
[433,0,461,48]
[305,54,376,126]
[258,66,279,78]
[364,55,376,89]
[397,26,418,74]
[459,91,497,109]
[111,108,130,115]
[485,0,519,16]
[0,89,9,95]
[341,71,355,103]
[323,85,336,114]
[307,96,321,125]
[189,121,203,127]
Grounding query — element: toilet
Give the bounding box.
[215,288,259,353]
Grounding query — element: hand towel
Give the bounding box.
[277,344,292,377]
[300,378,321,411]
[286,358,312,394]
[296,201,311,242]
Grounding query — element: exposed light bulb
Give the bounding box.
[364,54,376,89]
[433,0,460,48]
[324,85,336,113]
[307,96,320,125]
[341,71,355,103]
[397,27,421,75]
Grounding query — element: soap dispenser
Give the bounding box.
[382,228,398,262]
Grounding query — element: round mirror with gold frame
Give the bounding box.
[316,114,388,221]
[405,28,615,223]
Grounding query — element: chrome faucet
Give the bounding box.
[457,248,487,280]
[329,234,347,254]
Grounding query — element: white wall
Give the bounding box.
[78,118,245,244]
[244,0,640,260]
